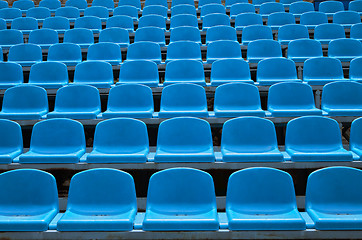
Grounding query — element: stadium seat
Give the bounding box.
[350,117,362,156]
[134,27,166,46]
[226,0,248,9]
[87,42,122,65]
[303,57,346,85]
[57,169,137,231]
[322,81,362,116]
[202,13,230,31]
[169,14,198,29]
[47,85,101,119]
[65,0,88,11]
[206,26,237,45]
[349,0,362,14]
[214,83,265,117]
[226,168,306,230]
[267,12,295,30]
[333,10,361,28]
[13,0,34,13]
[0,18,5,30]
[42,16,70,34]
[268,82,322,117]
[143,5,168,18]
[39,0,61,13]
[230,3,255,19]
[306,167,362,230]
[126,41,161,64]
[241,25,273,45]
[300,11,328,29]
[0,62,23,89]
[285,116,353,161]
[11,17,38,35]
[259,2,284,18]
[171,4,197,16]
[200,3,225,19]
[73,61,113,88]
[87,119,149,163]
[118,60,159,87]
[210,59,253,86]
[289,1,314,17]
[277,24,309,45]
[169,26,201,45]
[0,0,8,9]
[328,38,362,62]
[207,40,242,63]
[55,6,80,22]
[0,119,22,163]
[0,85,48,120]
[19,118,86,163]
[8,43,42,67]
[143,168,218,230]
[28,29,59,49]
[84,6,109,21]
[0,8,22,23]
[0,169,58,231]
[106,15,134,32]
[253,0,275,8]
[138,15,166,30]
[47,43,82,66]
[287,39,323,62]
[351,23,362,41]
[144,0,168,8]
[166,41,202,62]
[117,0,141,10]
[158,83,208,118]
[198,0,222,9]
[92,0,115,10]
[314,23,346,44]
[235,13,263,30]
[63,28,94,48]
[28,62,68,89]
[350,56,362,82]
[74,16,102,33]
[26,7,51,22]
[247,39,282,63]
[257,57,300,85]
[103,84,154,118]
[99,28,129,47]
[171,0,195,7]
[319,0,344,17]
[163,60,206,86]
[113,6,139,20]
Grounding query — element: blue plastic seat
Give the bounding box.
[289,1,314,17]
[118,60,159,87]
[351,23,362,40]
[0,0,8,9]
[314,23,345,44]
[267,12,295,30]
[28,29,59,49]
[206,26,237,45]
[63,28,94,48]
[28,62,68,89]
[328,38,362,62]
[166,41,201,62]
[200,4,225,19]
[247,39,282,63]
[199,0,222,9]
[65,0,87,11]
[11,17,38,34]
[277,24,309,45]
[92,0,115,10]
[0,62,23,89]
[210,59,253,86]
[257,57,300,85]
[268,82,322,117]
[241,25,272,45]
[57,169,136,231]
[0,119,22,163]
[55,6,80,22]
[19,118,86,163]
[42,16,70,34]
[84,6,109,21]
[74,16,102,33]
[235,13,263,30]
[226,0,248,9]
[230,3,255,19]
[206,40,242,63]
[202,13,230,31]
[300,11,328,29]
[106,15,134,32]
[350,56,362,82]
[138,14,166,30]
[8,43,42,67]
[47,43,82,66]
[117,0,141,10]
[134,27,165,46]
[87,42,122,65]
[319,0,344,17]
[99,28,129,47]
[171,4,197,16]
[349,0,362,14]
[321,81,362,116]
[163,60,205,86]
[143,168,218,230]
[103,84,154,118]
[253,0,275,8]
[285,116,353,161]
[333,10,361,28]
[214,83,265,118]
[73,61,113,88]
[0,169,58,231]
[306,167,362,230]
[144,0,168,7]
[126,41,161,64]
[0,18,5,30]
[169,26,201,44]
[259,2,284,18]
[26,7,51,22]
[13,0,34,13]
[303,57,346,85]
[0,8,22,23]
[47,85,101,119]
[171,0,195,7]
[158,83,208,117]
[113,6,139,20]
[287,39,323,62]
[143,5,168,18]
[170,14,198,29]
[227,168,305,229]
[39,0,61,13]
[0,85,48,120]
[351,117,362,156]
[87,119,149,163]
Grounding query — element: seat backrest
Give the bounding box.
[43,16,70,31]
[267,12,295,26]
[13,0,34,10]
[289,1,314,14]
[74,16,102,30]
[287,39,323,59]
[166,41,201,61]
[278,24,309,42]
[328,38,362,58]
[171,0,195,7]
[300,11,328,26]
[8,43,42,62]
[206,25,237,44]
[257,57,298,81]
[11,17,38,30]
[235,12,263,29]
[119,60,159,84]
[0,0,8,9]
[165,60,204,82]
[247,39,282,60]
[241,25,272,42]
[29,62,68,85]
[171,4,196,16]
[99,27,129,45]
[92,0,115,8]
[143,5,168,18]
[84,6,109,18]
[322,81,362,109]
[207,40,242,60]
[126,41,161,62]
[351,22,362,39]
[63,28,94,44]
[202,13,230,30]
[0,62,23,85]
[65,0,88,10]
[0,8,22,20]
[170,14,198,29]
[138,14,166,30]
[226,0,248,8]
[134,26,165,45]
[39,0,61,10]
[26,7,51,19]
[28,29,59,45]
[144,0,168,7]
[113,5,139,18]
[230,3,255,18]
[0,18,5,30]
[199,0,222,8]
[0,119,22,155]
[350,0,362,12]
[48,42,82,62]
[303,57,344,81]
[259,2,284,15]
[117,0,141,10]
[74,60,113,85]
[169,26,201,44]
[201,3,226,18]
[211,59,251,82]
[319,0,344,14]
[333,10,361,25]
[350,56,362,81]
[314,23,346,40]
[55,6,80,19]
[350,117,362,151]
[87,42,122,61]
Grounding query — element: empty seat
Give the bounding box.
[65,0,87,11]
[0,8,22,23]
[166,41,202,62]
[134,27,165,47]
[171,4,197,16]
[322,81,362,116]
[247,39,282,63]
[214,83,265,117]
[74,16,102,33]
[87,119,149,163]
[163,60,206,86]
[328,38,362,62]
[259,2,284,18]
[143,168,218,230]
[0,85,48,120]
[103,84,154,118]
[235,13,263,30]
[0,0,8,9]
[143,5,168,18]
[170,14,198,29]
[73,61,113,88]
[285,116,353,161]
[241,25,273,45]
[277,24,309,45]
[210,59,253,86]
[0,62,23,89]
[11,17,38,34]
[39,0,61,12]
[171,0,195,7]
[206,26,237,45]
[55,6,80,22]
[306,167,362,230]
[0,18,5,30]
[268,82,322,117]
[230,3,255,19]
[26,7,51,22]
[92,0,115,9]
[300,11,328,29]
[13,0,34,13]
[314,23,345,44]
[199,0,222,9]
[0,119,22,163]
[126,42,161,64]
[28,62,68,89]
[333,10,361,28]
[200,4,225,19]
[226,0,249,9]
[289,1,314,18]
[202,13,230,31]
[87,42,122,65]
[349,0,362,14]
[99,28,129,47]
[84,6,109,21]
[106,15,134,32]
[169,26,201,45]
[207,40,242,63]
[19,118,86,163]
[117,0,141,10]
[28,29,59,49]
[8,43,42,67]
[351,117,362,156]
[350,56,362,82]
[144,0,168,7]
[47,43,82,66]
[257,57,300,85]
[47,85,101,119]
[63,28,94,48]
[0,169,58,231]
[113,6,139,20]
[158,83,208,118]
[287,39,323,62]
[42,16,70,34]
[227,168,305,230]
[267,12,295,30]
[351,22,362,40]
[303,57,346,85]
[138,15,166,30]
[319,0,344,17]
[118,60,159,87]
